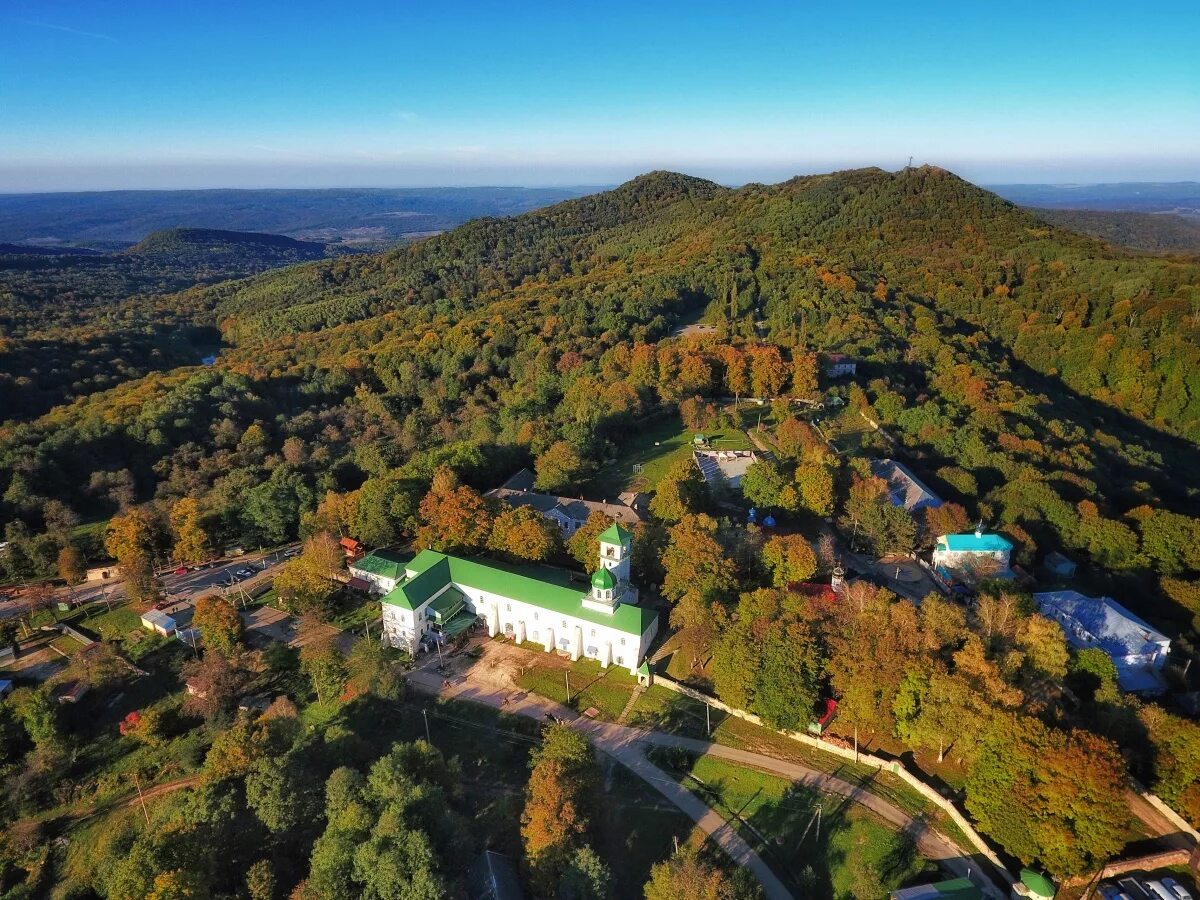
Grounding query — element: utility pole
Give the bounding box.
[706,701,711,736]
[133,773,150,826]
[564,671,571,704]
[423,708,431,744]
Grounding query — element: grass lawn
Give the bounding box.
[515,654,642,721]
[709,715,976,853]
[587,412,753,496]
[73,602,142,642]
[627,684,722,738]
[327,591,380,631]
[649,748,936,899]
[597,758,697,900]
[818,405,885,454]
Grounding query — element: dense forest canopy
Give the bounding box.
[1029,208,1200,254]
[3,166,1200,616]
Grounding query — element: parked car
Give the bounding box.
[282,547,300,558]
[1119,878,1152,900]
[235,568,254,579]
[1098,886,1133,900]
[172,566,188,576]
[1161,878,1194,900]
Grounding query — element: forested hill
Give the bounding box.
[4,166,1200,612]
[0,228,333,421]
[123,227,328,270]
[184,166,1200,444]
[1030,208,1200,254]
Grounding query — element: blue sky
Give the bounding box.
[0,0,1197,190]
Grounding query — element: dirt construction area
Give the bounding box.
[433,636,569,691]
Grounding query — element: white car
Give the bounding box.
[1160,879,1194,900]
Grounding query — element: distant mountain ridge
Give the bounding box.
[0,186,592,247]
[1031,208,1200,254]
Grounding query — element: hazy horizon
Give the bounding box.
[2,0,1197,192]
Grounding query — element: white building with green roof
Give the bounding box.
[380,523,659,677]
[348,549,410,594]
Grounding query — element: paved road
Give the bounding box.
[0,546,296,622]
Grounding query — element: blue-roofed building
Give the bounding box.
[1034,590,1170,694]
[932,530,1013,583]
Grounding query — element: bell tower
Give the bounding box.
[584,523,636,613]
[597,523,632,586]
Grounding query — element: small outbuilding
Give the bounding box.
[85,563,121,583]
[1042,552,1077,579]
[140,609,176,636]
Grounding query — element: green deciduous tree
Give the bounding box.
[760,533,817,587]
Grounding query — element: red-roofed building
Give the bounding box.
[339,537,365,561]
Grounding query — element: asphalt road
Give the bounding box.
[0,545,298,621]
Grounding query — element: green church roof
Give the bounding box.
[382,549,656,637]
[591,568,616,590]
[598,523,632,545]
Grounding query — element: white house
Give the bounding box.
[485,469,647,538]
[932,530,1013,582]
[348,549,410,595]
[380,524,659,678]
[1034,590,1170,694]
[824,353,857,378]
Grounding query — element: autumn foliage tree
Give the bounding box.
[965,716,1126,877]
[169,496,210,565]
[415,466,493,553]
[567,511,614,569]
[56,543,86,587]
[760,533,818,587]
[274,533,343,618]
[649,457,707,523]
[534,441,594,493]
[104,506,161,603]
[192,596,244,657]
[521,725,598,895]
[487,505,559,563]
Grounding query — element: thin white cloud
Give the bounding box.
[15,18,117,42]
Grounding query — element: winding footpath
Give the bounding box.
[407,665,1007,900]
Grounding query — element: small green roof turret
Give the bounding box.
[598,523,632,546]
[591,568,616,590]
